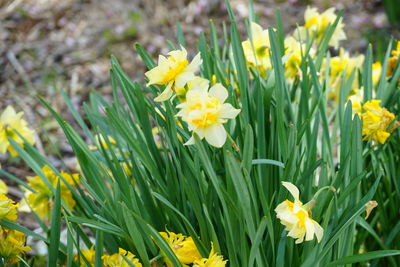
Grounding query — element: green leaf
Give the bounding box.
[326,250,400,266]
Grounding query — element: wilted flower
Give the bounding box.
[193,244,227,267]
[21,165,80,220]
[145,47,202,101]
[0,226,31,265]
[296,7,346,49]
[176,83,240,148]
[0,106,35,157]
[74,247,95,267]
[102,248,142,267]
[242,22,272,76]
[361,100,395,144]
[159,230,202,266]
[275,182,323,244]
[0,194,18,221]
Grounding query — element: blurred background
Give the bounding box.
[0,0,399,175]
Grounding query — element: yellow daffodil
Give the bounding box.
[391,41,400,57]
[145,47,202,102]
[193,244,227,267]
[372,62,382,85]
[242,22,272,76]
[0,194,18,221]
[361,100,395,144]
[322,48,364,101]
[102,248,142,267]
[176,83,240,148]
[21,165,80,220]
[296,7,346,49]
[0,226,31,265]
[159,231,201,266]
[387,41,400,77]
[275,182,323,244]
[0,180,7,195]
[283,36,315,80]
[74,247,95,267]
[0,106,35,157]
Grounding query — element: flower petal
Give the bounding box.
[209,83,228,103]
[220,104,241,119]
[154,82,174,102]
[313,220,324,243]
[204,124,227,148]
[175,72,195,89]
[282,182,300,200]
[187,52,202,72]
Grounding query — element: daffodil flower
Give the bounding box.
[176,82,240,148]
[0,194,18,221]
[20,165,80,220]
[0,226,31,265]
[193,243,227,267]
[0,106,35,157]
[242,22,272,76]
[275,182,323,244]
[102,248,143,267]
[145,47,202,102]
[159,231,202,267]
[361,100,395,144]
[295,7,346,49]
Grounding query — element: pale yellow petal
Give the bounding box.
[154,82,174,102]
[282,181,300,200]
[209,83,228,103]
[204,124,227,148]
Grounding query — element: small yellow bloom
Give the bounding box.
[297,7,346,49]
[387,41,400,77]
[361,100,395,144]
[283,37,315,80]
[176,83,240,148]
[145,47,202,102]
[275,182,323,244]
[102,248,142,267]
[0,226,31,265]
[21,165,80,220]
[0,179,7,195]
[0,194,18,221]
[372,62,382,85]
[348,88,364,116]
[193,244,227,267]
[391,41,400,57]
[159,231,202,266]
[242,22,272,76]
[74,247,95,267]
[90,134,117,150]
[322,48,364,101]
[0,106,35,157]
